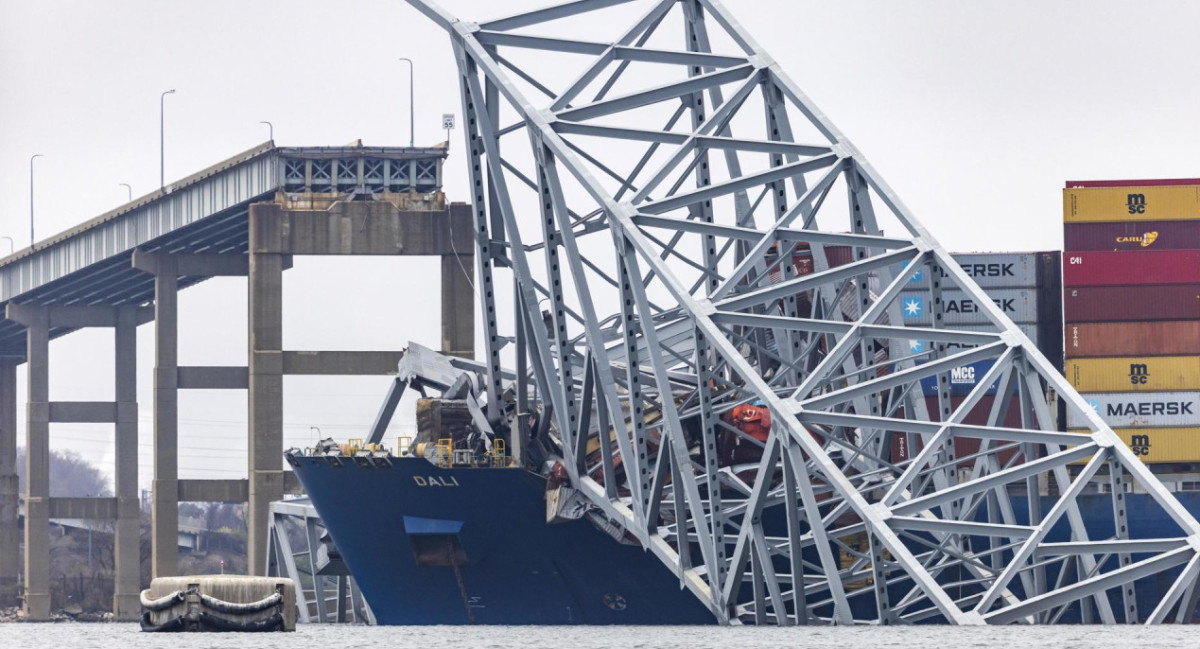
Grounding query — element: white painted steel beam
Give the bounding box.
[410,0,1200,625]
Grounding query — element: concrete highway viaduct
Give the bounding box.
[0,142,474,619]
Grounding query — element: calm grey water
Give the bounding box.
[0,624,1197,649]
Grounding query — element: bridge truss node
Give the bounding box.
[409,0,1200,625]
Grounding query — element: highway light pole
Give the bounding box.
[119,183,132,202]
[398,58,414,147]
[260,121,273,142]
[160,89,175,190]
[29,153,43,248]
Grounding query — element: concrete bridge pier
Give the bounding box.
[5,304,147,620]
[0,358,19,607]
[133,250,280,580]
[242,197,475,574]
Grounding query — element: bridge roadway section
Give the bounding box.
[0,141,475,620]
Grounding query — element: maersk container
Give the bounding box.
[1066,321,1200,358]
[1063,183,1200,223]
[918,359,1004,397]
[904,323,1040,353]
[1065,355,1200,393]
[1063,250,1200,287]
[1063,220,1200,251]
[899,288,1038,326]
[1066,391,1200,429]
[904,252,1054,289]
[1063,285,1200,323]
[1063,427,1200,464]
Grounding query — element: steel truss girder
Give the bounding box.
[410,0,1200,626]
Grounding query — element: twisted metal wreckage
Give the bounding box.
[405,0,1200,625]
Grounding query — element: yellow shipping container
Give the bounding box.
[1067,428,1200,463]
[1063,184,1200,223]
[1065,356,1200,392]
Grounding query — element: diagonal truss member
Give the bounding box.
[409,0,1200,625]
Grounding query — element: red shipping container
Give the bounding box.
[1067,178,1200,188]
[1063,250,1200,287]
[1063,285,1200,323]
[1066,321,1200,357]
[1064,221,1200,251]
[891,396,1023,467]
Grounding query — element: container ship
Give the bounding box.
[285,178,1200,624]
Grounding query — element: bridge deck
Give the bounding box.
[0,142,447,353]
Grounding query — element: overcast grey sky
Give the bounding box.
[1,0,1198,490]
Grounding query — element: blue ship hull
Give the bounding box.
[288,456,714,624]
[290,454,1200,624]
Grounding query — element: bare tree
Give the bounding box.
[14,447,112,497]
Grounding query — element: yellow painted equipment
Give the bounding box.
[397,436,413,457]
[1065,356,1200,392]
[436,438,453,468]
[1064,184,1200,223]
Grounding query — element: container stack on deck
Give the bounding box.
[1063,179,1200,465]
[883,252,1064,462]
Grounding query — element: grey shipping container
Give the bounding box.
[903,252,1057,290]
[1066,391,1200,429]
[898,288,1039,326]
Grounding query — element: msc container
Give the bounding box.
[904,252,1057,289]
[1063,427,1200,464]
[1063,285,1200,323]
[1065,391,1200,429]
[1063,250,1200,287]
[899,288,1039,326]
[891,396,1022,466]
[1063,183,1200,223]
[1066,321,1200,358]
[1063,220,1200,251]
[1065,356,1200,393]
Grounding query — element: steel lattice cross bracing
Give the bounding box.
[410,0,1200,626]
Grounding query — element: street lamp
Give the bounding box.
[160,89,176,190]
[29,154,43,248]
[119,183,132,202]
[0,236,13,256]
[398,57,415,147]
[260,121,273,142]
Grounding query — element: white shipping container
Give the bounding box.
[898,288,1039,326]
[1067,391,1200,428]
[904,253,1043,289]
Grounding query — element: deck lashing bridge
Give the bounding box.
[411,0,1200,625]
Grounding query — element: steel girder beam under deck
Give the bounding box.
[409,0,1200,626]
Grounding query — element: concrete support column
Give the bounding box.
[0,358,19,607]
[112,306,140,619]
[23,309,50,619]
[248,251,283,575]
[440,253,475,359]
[151,255,180,579]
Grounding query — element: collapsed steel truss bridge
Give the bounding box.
[410,0,1200,625]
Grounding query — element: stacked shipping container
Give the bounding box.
[891,251,1064,463]
[762,245,1064,467]
[1063,179,1200,463]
